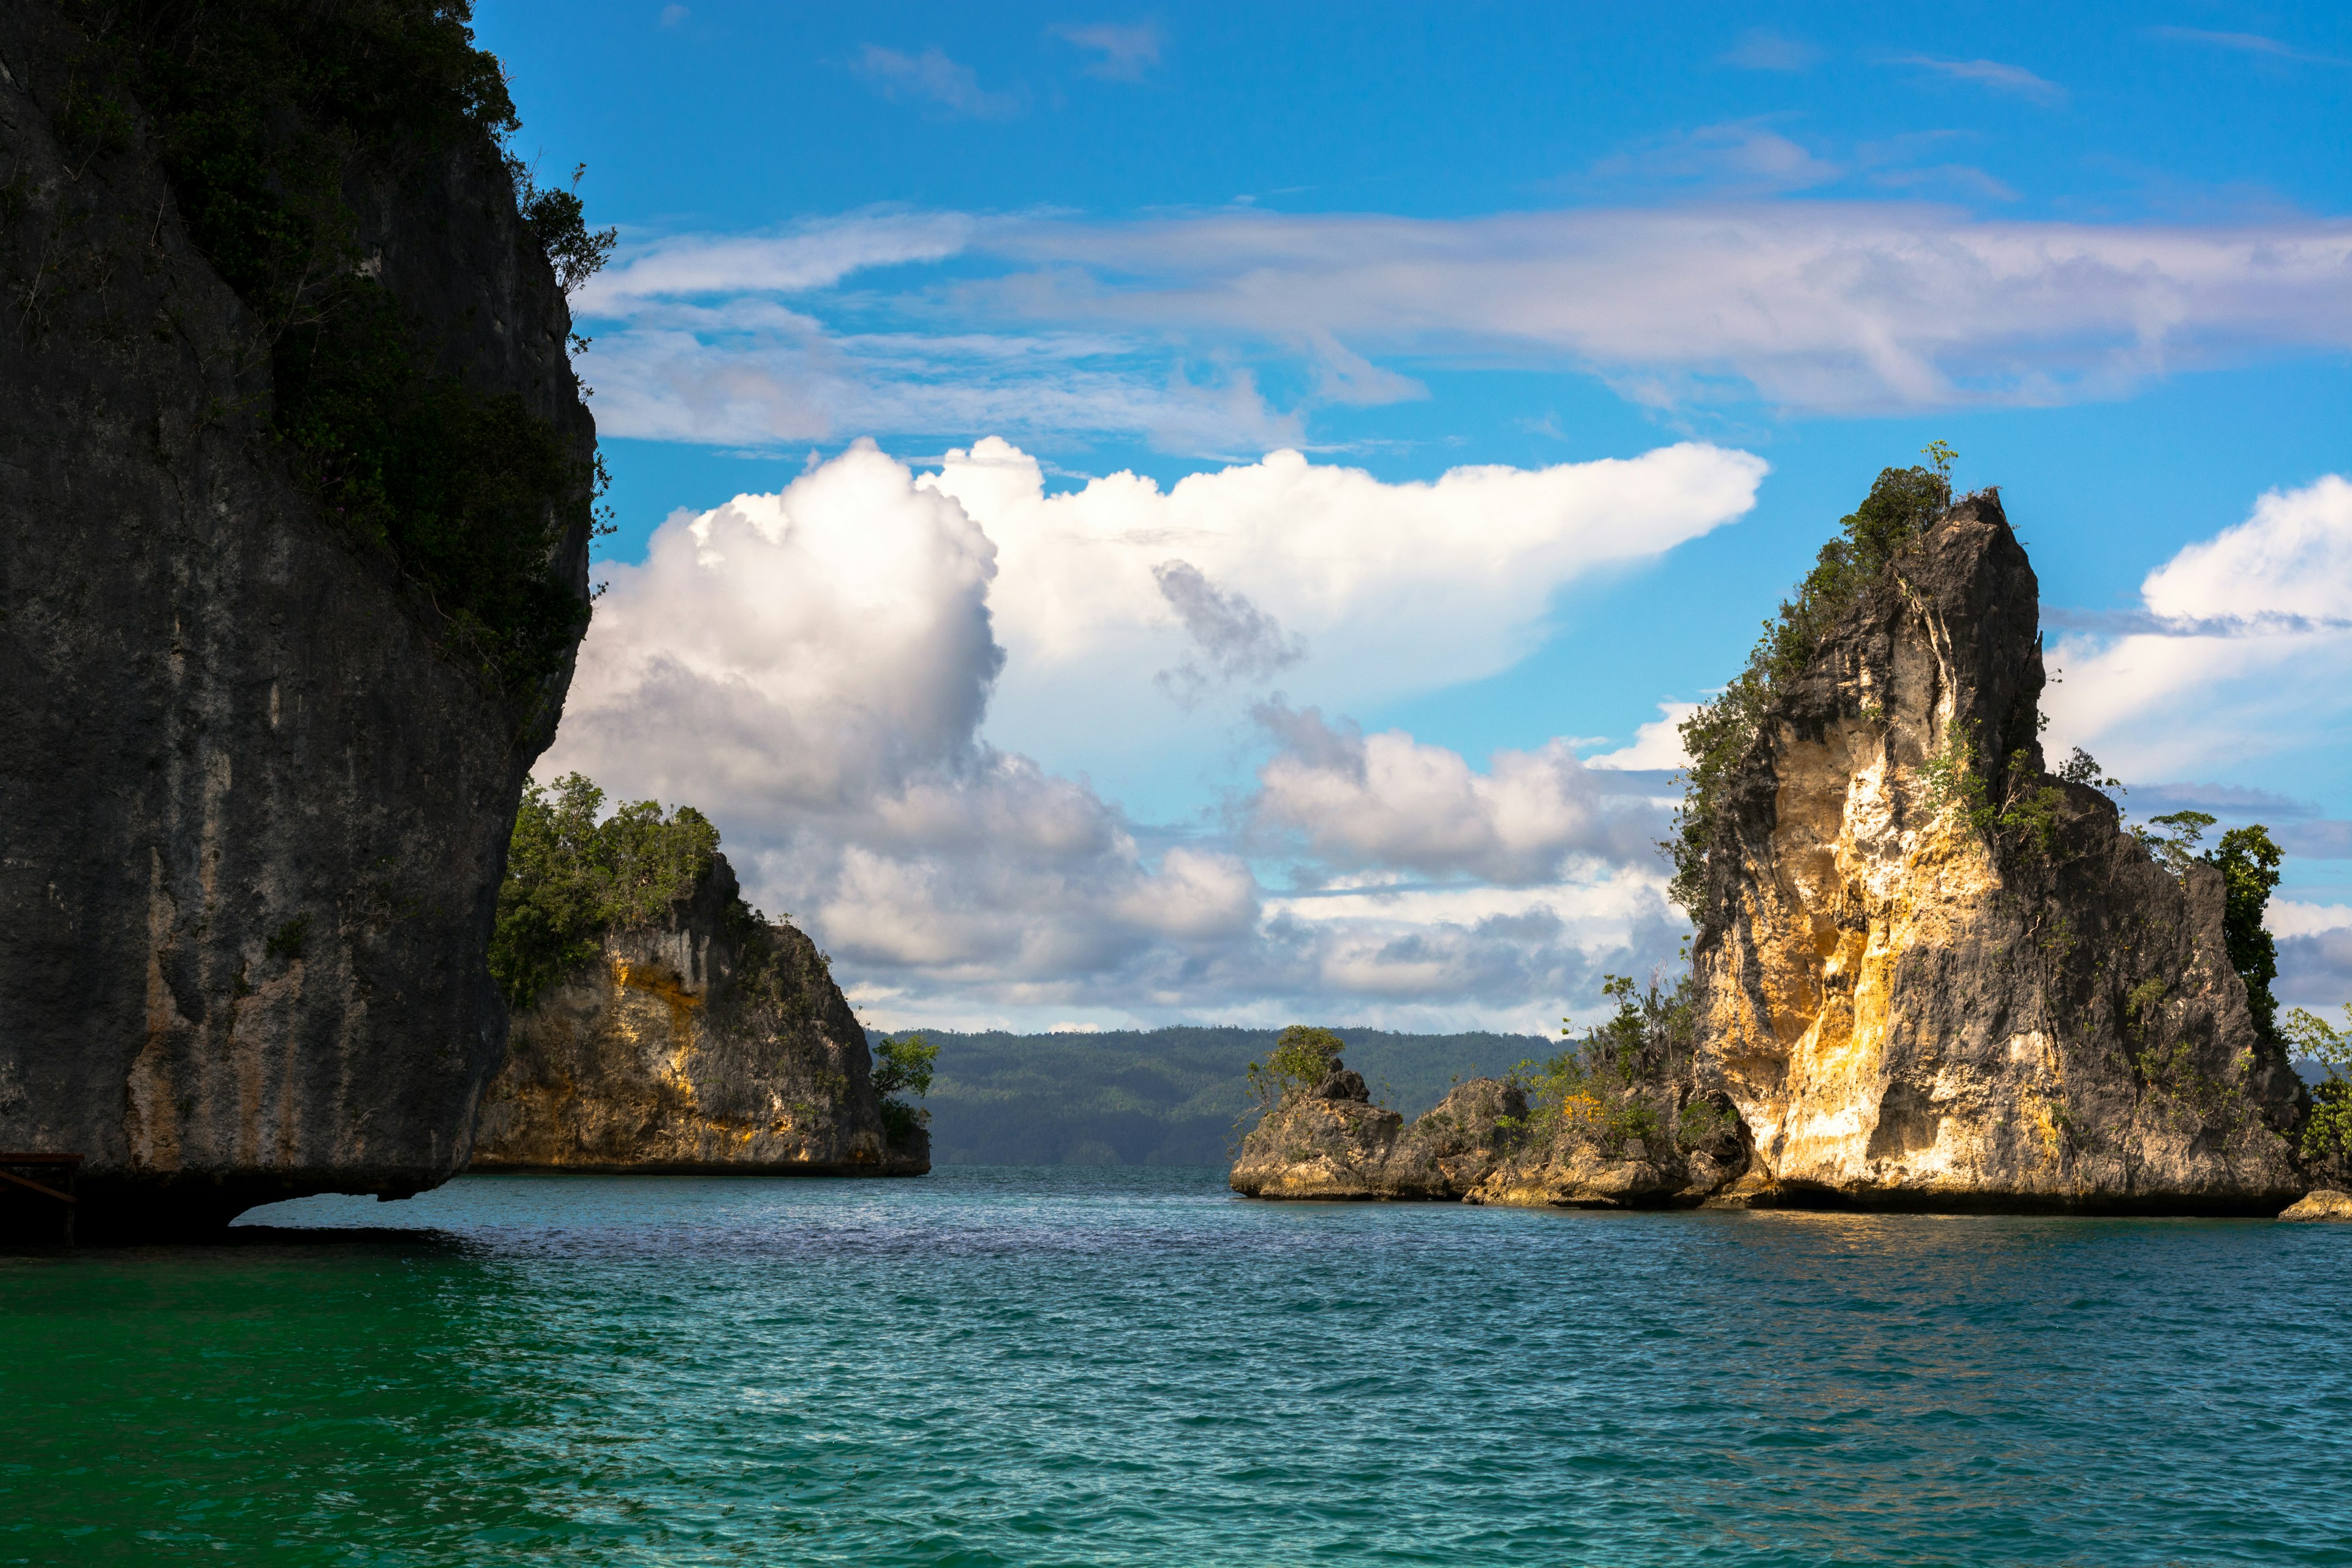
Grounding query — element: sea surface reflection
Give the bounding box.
[3,1167,2346,1565]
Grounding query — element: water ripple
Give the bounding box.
[1,1168,2348,1566]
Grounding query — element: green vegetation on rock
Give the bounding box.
[68,0,611,690]
[873,1034,938,1145]
[1507,973,1695,1144]
[489,774,720,1009]
[2134,810,2217,877]
[2211,826,2283,1049]
[2285,1005,2352,1165]
[2131,813,2283,1049]
[907,1027,1541,1166]
[1244,1025,1348,1107]
[1670,448,1954,913]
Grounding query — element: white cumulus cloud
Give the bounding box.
[2046,475,2352,778]
[1251,705,1651,884]
[921,437,1765,761]
[1585,701,1701,771]
[545,438,1703,1028]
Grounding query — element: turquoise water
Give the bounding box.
[3,1167,2348,1566]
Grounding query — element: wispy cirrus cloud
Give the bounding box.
[1051,21,1163,81]
[568,201,2352,451]
[2149,26,2347,67]
[1721,28,1819,72]
[576,211,976,310]
[1891,55,2067,105]
[852,44,1024,119]
[978,206,2352,411]
[1586,121,1843,193]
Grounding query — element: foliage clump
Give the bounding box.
[2129,813,2283,1050]
[873,1034,939,1146]
[1245,1025,1348,1108]
[2133,810,2217,878]
[2212,826,2283,1049]
[1507,973,1698,1147]
[1917,718,2070,861]
[510,159,618,292]
[2285,1005,2352,1166]
[489,773,720,1009]
[69,0,611,690]
[1669,447,1954,912]
[2056,747,2125,801]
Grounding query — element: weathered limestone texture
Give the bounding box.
[0,7,592,1236]
[1689,495,2305,1212]
[472,856,928,1175]
[1229,1065,1749,1208]
[2278,1190,2352,1223]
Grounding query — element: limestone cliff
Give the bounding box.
[1688,493,2305,1212]
[1229,486,2314,1216]
[0,5,592,1237]
[471,854,928,1175]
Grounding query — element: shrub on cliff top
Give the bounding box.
[490,773,720,1008]
[1245,1026,1347,1108]
[1667,447,1954,914]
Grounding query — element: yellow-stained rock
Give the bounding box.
[470,853,924,1175]
[1689,495,2305,1213]
[2279,1189,2352,1222]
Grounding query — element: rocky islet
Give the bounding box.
[472,850,928,1176]
[1234,489,2332,1216]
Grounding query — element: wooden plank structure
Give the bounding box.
[0,1153,81,1246]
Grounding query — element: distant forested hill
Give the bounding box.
[875,1027,1548,1167]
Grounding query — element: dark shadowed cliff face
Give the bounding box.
[1690,495,2306,1212]
[472,855,927,1175]
[0,5,592,1237]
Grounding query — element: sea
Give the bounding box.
[2,1165,2346,1566]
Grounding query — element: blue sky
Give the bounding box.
[477,1,2352,1028]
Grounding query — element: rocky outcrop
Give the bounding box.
[2278,1190,2352,1222]
[1689,494,2306,1213]
[0,6,592,1237]
[1230,1064,1749,1208]
[1228,1069,1409,1199]
[1231,491,2315,1216]
[471,855,927,1175]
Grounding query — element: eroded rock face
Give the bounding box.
[0,6,592,1236]
[471,856,927,1175]
[1227,1069,1404,1199]
[2278,1190,2352,1222]
[1229,1067,1748,1207]
[1690,495,2306,1213]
